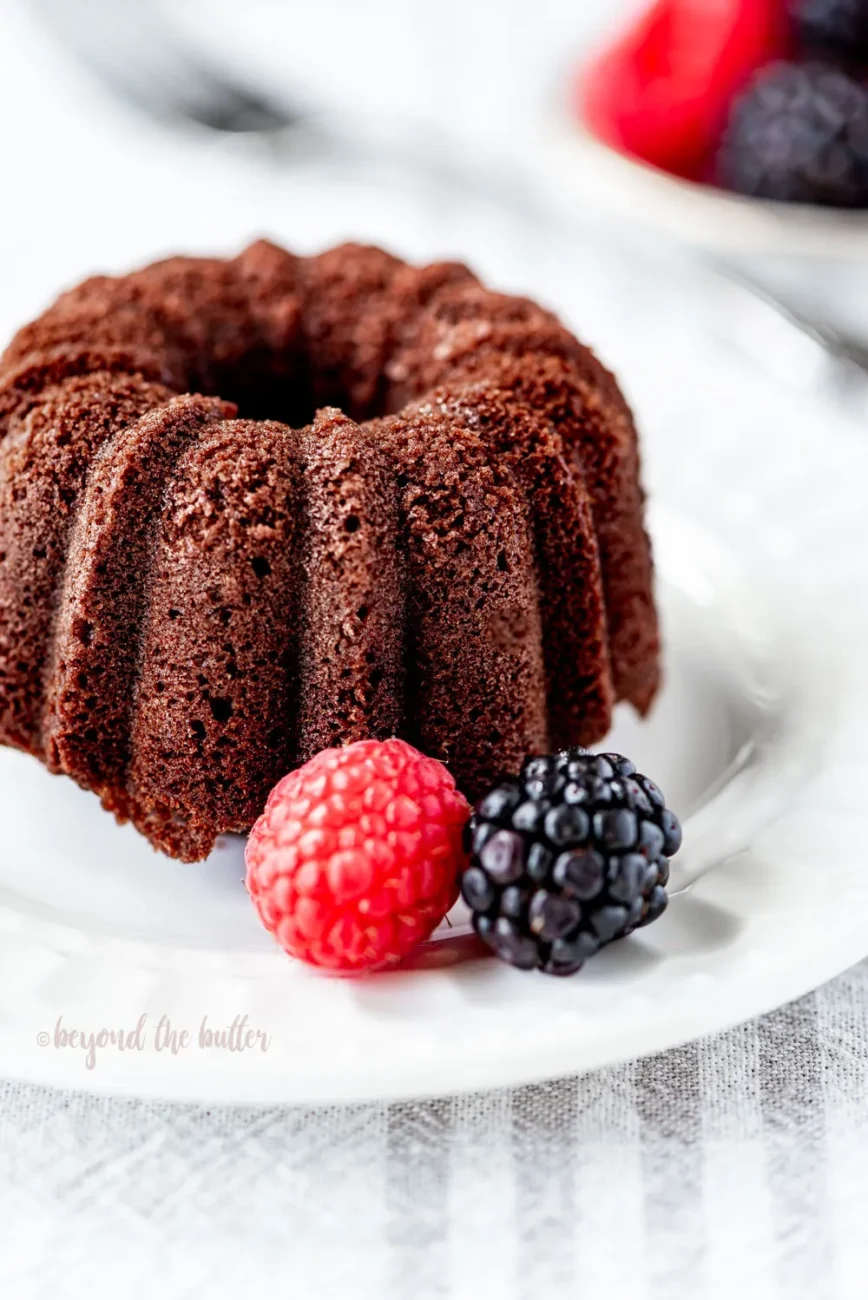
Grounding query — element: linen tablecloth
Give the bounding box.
[3,962,867,1299]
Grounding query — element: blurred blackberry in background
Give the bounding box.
[791,0,868,60]
[715,61,868,205]
[462,749,681,977]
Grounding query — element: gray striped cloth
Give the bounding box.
[2,959,866,1300]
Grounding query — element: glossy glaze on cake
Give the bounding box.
[0,240,659,860]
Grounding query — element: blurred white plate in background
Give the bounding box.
[542,111,868,260]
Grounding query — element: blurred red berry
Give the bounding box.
[577,0,791,179]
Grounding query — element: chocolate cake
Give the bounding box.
[0,240,660,861]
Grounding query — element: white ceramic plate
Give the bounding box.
[541,112,868,260]
[1,152,867,1105]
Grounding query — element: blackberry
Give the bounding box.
[791,0,868,60]
[715,61,868,206]
[461,748,681,977]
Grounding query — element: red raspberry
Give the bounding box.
[578,0,790,179]
[245,739,470,973]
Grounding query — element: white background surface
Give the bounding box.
[0,0,623,289]
[3,2,868,1297]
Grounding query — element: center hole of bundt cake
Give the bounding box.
[209,361,387,428]
[207,374,309,427]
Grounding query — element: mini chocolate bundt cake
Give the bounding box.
[0,240,659,860]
